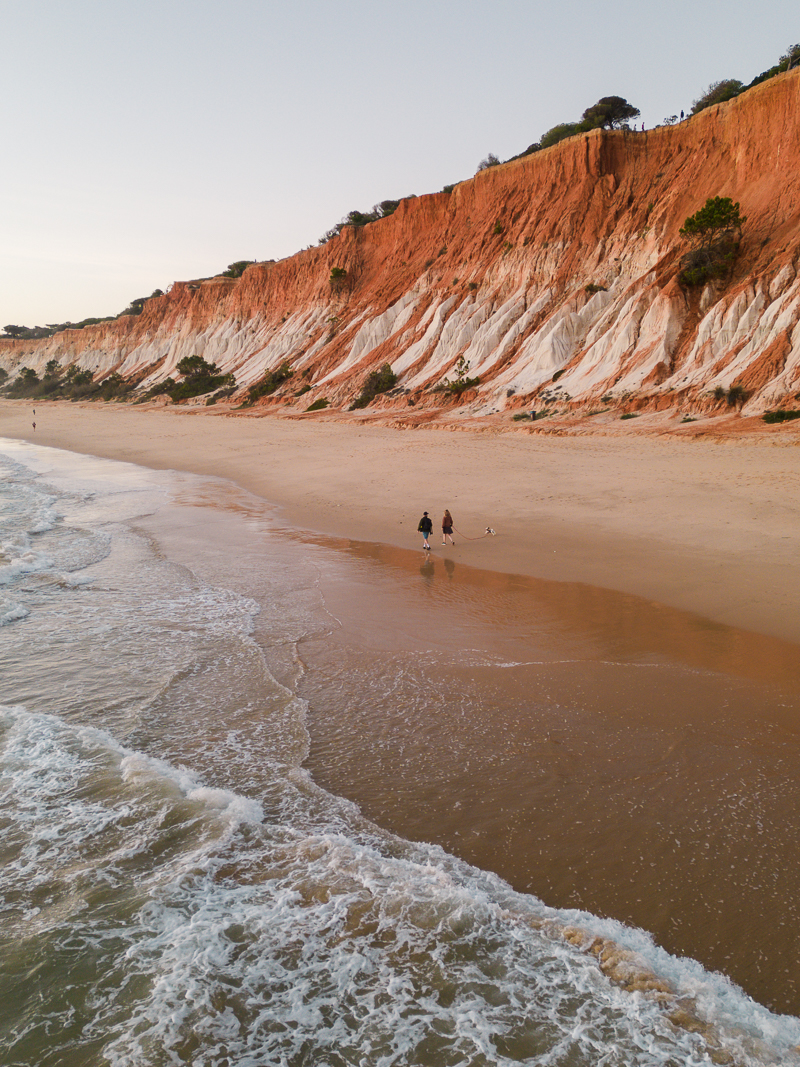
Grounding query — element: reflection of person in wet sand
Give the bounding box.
[419,557,434,582]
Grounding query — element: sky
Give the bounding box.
[1,0,797,326]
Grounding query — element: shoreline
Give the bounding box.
[3,398,800,644]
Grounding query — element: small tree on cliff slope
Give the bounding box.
[678,197,745,287]
[680,197,745,247]
[581,96,640,129]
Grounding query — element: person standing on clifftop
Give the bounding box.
[418,511,433,551]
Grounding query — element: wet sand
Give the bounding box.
[2,399,800,643]
[292,537,800,1017]
[136,475,800,1017]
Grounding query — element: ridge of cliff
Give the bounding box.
[2,67,800,423]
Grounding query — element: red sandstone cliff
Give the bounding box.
[2,67,799,421]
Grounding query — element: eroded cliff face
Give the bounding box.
[3,68,800,420]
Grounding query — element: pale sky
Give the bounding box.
[1,0,796,326]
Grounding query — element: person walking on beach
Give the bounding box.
[418,511,433,550]
[441,509,455,546]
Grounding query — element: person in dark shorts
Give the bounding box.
[417,511,433,550]
[441,509,455,545]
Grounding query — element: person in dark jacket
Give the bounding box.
[418,511,433,550]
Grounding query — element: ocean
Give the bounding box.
[1,436,799,1067]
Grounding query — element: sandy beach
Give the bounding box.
[4,400,800,1019]
[3,399,800,644]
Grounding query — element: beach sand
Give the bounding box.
[3,399,799,643]
[4,398,800,1015]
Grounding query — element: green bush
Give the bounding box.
[329,266,348,292]
[305,397,329,412]
[245,361,292,405]
[439,356,480,396]
[168,356,234,401]
[206,385,237,405]
[539,122,583,150]
[620,412,639,420]
[477,154,500,172]
[762,409,800,424]
[726,384,747,406]
[690,79,744,115]
[350,363,397,409]
[221,261,254,279]
[134,378,174,404]
[319,198,411,244]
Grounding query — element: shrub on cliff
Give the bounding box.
[742,43,800,91]
[436,356,480,396]
[319,198,414,243]
[763,409,800,424]
[349,363,397,409]
[244,361,292,405]
[690,79,744,115]
[329,266,349,293]
[221,261,255,279]
[119,296,149,317]
[539,123,583,150]
[169,356,234,402]
[476,154,500,172]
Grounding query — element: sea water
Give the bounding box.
[1,438,799,1067]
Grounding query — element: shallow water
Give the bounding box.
[1,437,799,1066]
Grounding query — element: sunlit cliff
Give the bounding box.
[2,67,799,421]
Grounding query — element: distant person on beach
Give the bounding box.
[418,511,433,550]
[32,422,36,431]
[680,110,684,120]
[441,509,455,546]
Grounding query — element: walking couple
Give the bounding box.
[417,510,455,550]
